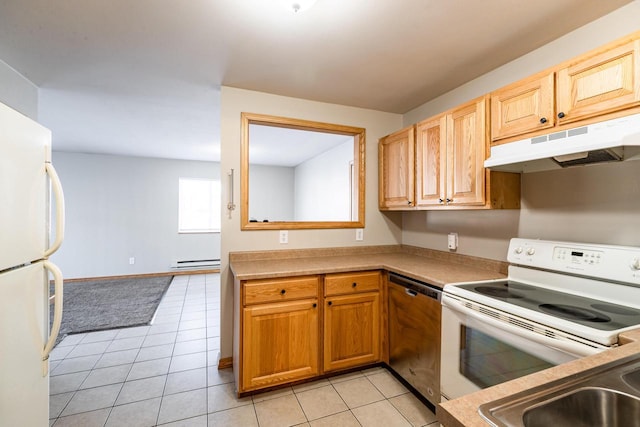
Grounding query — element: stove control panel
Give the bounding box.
[508,238,640,285]
[553,247,603,265]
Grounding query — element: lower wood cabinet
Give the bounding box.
[234,271,382,394]
[242,299,319,391]
[324,292,380,372]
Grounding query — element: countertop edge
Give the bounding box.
[229,246,509,288]
[438,329,640,426]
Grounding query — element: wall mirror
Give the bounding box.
[241,112,365,230]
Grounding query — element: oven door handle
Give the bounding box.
[447,299,603,358]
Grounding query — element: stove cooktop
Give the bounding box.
[456,280,640,331]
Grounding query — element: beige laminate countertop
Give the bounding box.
[229,246,507,288]
[439,329,640,427]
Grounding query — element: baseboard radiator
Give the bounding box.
[170,259,221,270]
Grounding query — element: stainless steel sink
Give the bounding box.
[523,388,640,427]
[623,368,640,391]
[479,354,640,427]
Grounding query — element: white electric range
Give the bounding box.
[440,238,640,400]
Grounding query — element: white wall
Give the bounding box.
[295,140,353,221]
[0,59,38,120]
[401,2,640,261]
[220,86,403,359]
[249,164,295,221]
[51,152,221,279]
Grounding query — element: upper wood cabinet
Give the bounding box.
[446,98,487,206]
[415,116,446,207]
[491,32,640,143]
[380,95,519,210]
[490,71,555,140]
[416,97,486,207]
[557,37,640,125]
[378,126,414,209]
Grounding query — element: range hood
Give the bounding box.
[484,113,640,173]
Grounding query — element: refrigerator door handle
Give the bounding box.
[44,163,65,258]
[42,260,63,372]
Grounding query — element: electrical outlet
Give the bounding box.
[448,233,458,250]
[129,257,135,265]
[279,230,288,244]
[356,229,364,241]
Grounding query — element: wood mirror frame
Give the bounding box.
[241,112,366,230]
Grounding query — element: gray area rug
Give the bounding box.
[50,276,172,347]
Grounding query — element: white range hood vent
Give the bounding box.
[484,113,640,173]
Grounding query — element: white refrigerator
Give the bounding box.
[0,101,65,426]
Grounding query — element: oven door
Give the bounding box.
[440,295,602,400]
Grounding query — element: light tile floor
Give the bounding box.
[48,274,438,427]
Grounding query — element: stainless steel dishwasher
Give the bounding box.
[388,272,442,406]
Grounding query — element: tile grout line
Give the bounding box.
[53,281,176,425]
[155,275,188,426]
[107,279,187,426]
[52,276,185,426]
[204,273,210,425]
[51,331,120,423]
[48,276,192,426]
[362,373,414,427]
[50,275,438,427]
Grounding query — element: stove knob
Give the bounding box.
[515,247,523,254]
[631,257,640,271]
[526,248,536,256]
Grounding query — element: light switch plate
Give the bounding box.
[356,229,364,241]
[448,233,458,250]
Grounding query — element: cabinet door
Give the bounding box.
[242,299,319,391]
[378,127,414,209]
[415,115,447,207]
[490,72,555,141]
[557,38,640,124]
[324,292,380,372]
[446,97,486,205]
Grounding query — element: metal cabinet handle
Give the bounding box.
[438,198,444,204]
[558,112,566,119]
[312,303,317,308]
[328,301,333,306]
[280,289,286,295]
[540,117,547,124]
[405,288,418,297]
[446,198,453,203]
[352,282,357,288]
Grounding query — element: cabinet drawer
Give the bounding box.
[244,276,319,306]
[325,271,380,296]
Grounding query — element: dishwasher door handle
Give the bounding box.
[405,288,418,297]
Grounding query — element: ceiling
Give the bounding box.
[0,0,632,162]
